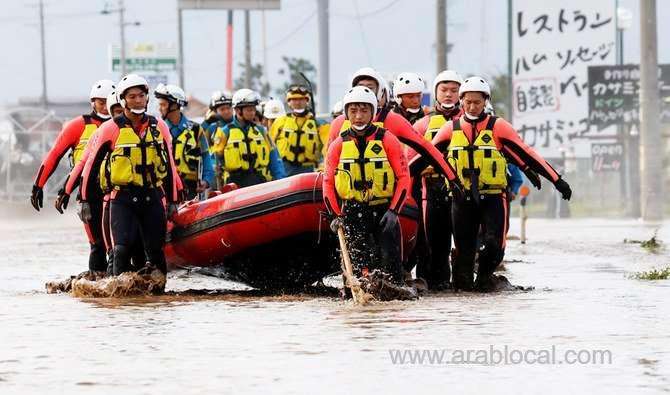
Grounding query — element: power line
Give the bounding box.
[352,0,371,64]
[332,0,402,18]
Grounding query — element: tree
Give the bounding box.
[234,62,271,97]
[489,73,510,119]
[275,56,317,98]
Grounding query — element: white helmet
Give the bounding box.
[459,76,491,98]
[232,88,260,108]
[432,70,463,97]
[117,74,150,99]
[263,99,286,119]
[210,90,233,109]
[106,90,121,115]
[89,79,116,100]
[331,100,344,116]
[154,83,188,107]
[393,72,425,103]
[117,74,149,114]
[342,85,378,118]
[350,67,386,102]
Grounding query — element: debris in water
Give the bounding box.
[359,269,419,301]
[624,230,662,253]
[46,270,166,298]
[629,267,670,280]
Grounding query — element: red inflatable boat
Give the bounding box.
[165,172,419,289]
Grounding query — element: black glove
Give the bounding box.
[554,177,572,201]
[55,189,70,214]
[523,168,542,190]
[79,202,92,223]
[330,216,343,234]
[167,202,178,220]
[30,185,43,212]
[379,210,399,234]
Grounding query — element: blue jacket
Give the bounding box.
[507,164,523,195]
[221,116,286,180]
[166,114,215,188]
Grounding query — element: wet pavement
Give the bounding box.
[1,209,669,394]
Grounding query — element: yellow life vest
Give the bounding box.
[334,128,395,205]
[106,116,169,189]
[447,116,507,194]
[274,115,321,165]
[70,115,99,168]
[172,122,201,182]
[222,124,272,181]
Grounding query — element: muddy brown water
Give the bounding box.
[1,209,669,394]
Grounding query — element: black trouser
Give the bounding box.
[341,202,403,283]
[182,179,199,201]
[421,177,452,289]
[102,197,147,274]
[83,196,107,272]
[226,171,266,188]
[451,192,507,291]
[110,188,167,275]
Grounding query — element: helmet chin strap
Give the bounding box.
[96,112,111,120]
[406,107,421,114]
[130,108,146,115]
[293,107,306,114]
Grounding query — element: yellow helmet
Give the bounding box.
[286,85,310,101]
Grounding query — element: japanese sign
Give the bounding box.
[591,142,623,172]
[512,1,616,158]
[587,64,670,128]
[109,43,177,73]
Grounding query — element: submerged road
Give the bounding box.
[1,208,669,394]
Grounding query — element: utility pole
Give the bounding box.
[119,0,126,75]
[177,7,184,88]
[639,0,663,221]
[436,0,447,72]
[101,1,139,78]
[317,0,330,113]
[244,10,251,89]
[38,0,48,107]
[226,11,234,91]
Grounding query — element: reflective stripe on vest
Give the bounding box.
[223,125,272,181]
[70,116,98,168]
[173,123,201,181]
[275,115,321,165]
[106,116,168,189]
[447,116,507,194]
[334,128,395,205]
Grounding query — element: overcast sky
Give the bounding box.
[0,0,667,109]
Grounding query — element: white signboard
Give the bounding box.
[512,1,616,158]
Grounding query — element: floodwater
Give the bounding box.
[1,206,669,394]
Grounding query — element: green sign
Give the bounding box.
[111,57,177,72]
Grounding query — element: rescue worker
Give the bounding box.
[327,67,460,186]
[409,70,464,290]
[262,98,286,132]
[323,86,411,284]
[56,89,146,273]
[203,91,234,189]
[392,72,426,125]
[211,88,285,188]
[331,100,344,118]
[30,79,115,272]
[78,74,181,275]
[270,85,329,176]
[410,76,572,292]
[155,83,214,200]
